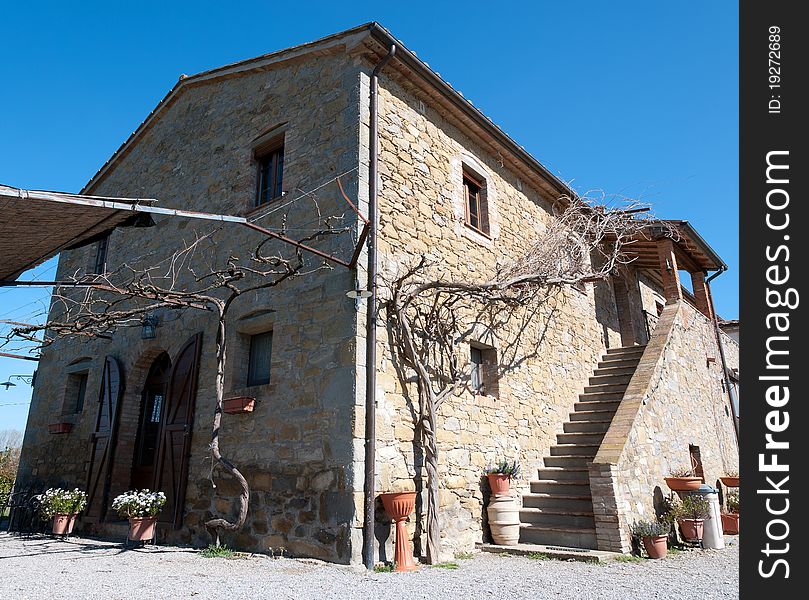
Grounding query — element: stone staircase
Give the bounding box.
[519,344,646,549]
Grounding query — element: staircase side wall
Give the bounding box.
[589,301,739,552]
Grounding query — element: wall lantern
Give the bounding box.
[141,314,160,339]
[1,374,35,390]
[346,288,372,300]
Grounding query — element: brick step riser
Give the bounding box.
[550,445,598,457]
[531,481,592,495]
[519,526,598,549]
[568,410,617,422]
[599,354,642,364]
[522,495,594,511]
[579,392,625,402]
[519,510,595,529]
[563,421,611,434]
[605,346,646,355]
[592,366,637,377]
[588,374,633,386]
[573,401,621,413]
[537,468,589,481]
[543,456,593,468]
[584,384,628,394]
[556,432,605,446]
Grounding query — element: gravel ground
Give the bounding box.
[0,533,738,600]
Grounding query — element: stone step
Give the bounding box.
[578,391,624,402]
[543,455,593,469]
[568,409,617,422]
[531,480,591,495]
[550,443,599,456]
[588,373,632,386]
[537,467,590,481]
[592,365,637,377]
[519,524,598,549]
[574,400,621,413]
[519,507,595,528]
[605,345,646,356]
[563,420,612,434]
[583,383,628,394]
[522,493,593,512]
[556,431,605,446]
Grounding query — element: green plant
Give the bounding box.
[111,490,167,518]
[37,488,87,519]
[669,467,696,478]
[725,470,739,478]
[630,520,668,538]
[201,544,234,558]
[613,554,644,563]
[526,552,551,560]
[374,563,395,573]
[672,495,711,520]
[725,490,740,514]
[657,496,676,525]
[484,459,521,480]
[431,561,459,569]
[454,551,475,560]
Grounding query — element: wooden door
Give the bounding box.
[84,356,124,522]
[154,333,202,527]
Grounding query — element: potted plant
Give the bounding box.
[721,489,740,534]
[664,468,702,492]
[720,470,739,488]
[38,487,87,536]
[672,494,711,542]
[630,519,669,559]
[112,489,167,543]
[484,459,520,495]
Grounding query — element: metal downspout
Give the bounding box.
[363,43,396,571]
[705,266,740,447]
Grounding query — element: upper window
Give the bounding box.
[93,234,110,275]
[463,169,489,235]
[256,142,284,207]
[247,330,273,386]
[470,344,498,396]
[73,372,88,413]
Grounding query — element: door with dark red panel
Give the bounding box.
[154,333,202,527]
[84,356,124,522]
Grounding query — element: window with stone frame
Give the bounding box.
[255,137,285,207]
[463,168,490,235]
[470,343,498,396]
[246,330,273,387]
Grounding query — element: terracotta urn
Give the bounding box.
[380,492,418,572]
[642,534,668,559]
[678,518,705,542]
[52,513,77,536]
[664,476,702,492]
[128,516,158,542]
[487,473,510,495]
[721,513,740,535]
[720,476,739,488]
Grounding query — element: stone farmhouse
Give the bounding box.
[16,23,739,564]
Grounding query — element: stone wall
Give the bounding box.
[17,50,365,562]
[589,301,739,551]
[358,72,622,561]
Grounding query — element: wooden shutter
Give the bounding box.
[84,356,124,522]
[154,332,202,528]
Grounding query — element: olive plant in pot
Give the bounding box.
[630,519,669,559]
[672,494,711,543]
[38,488,88,536]
[112,489,167,543]
[721,490,740,535]
[484,459,520,495]
[664,467,702,492]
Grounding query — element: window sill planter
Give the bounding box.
[719,476,739,488]
[641,534,668,559]
[48,422,73,434]
[721,513,740,535]
[664,476,702,492]
[128,516,158,542]
[379,492,418,573]
[52,513,78,536]
[223,396,255,414]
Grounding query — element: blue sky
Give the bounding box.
[0,1,738,432]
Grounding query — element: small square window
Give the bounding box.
[463,169,489,235]
[247,331,273,386]
[470,344,498,396]
[256,142,284,207]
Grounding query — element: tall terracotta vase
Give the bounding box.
[52,513,77,536]
[380,492,418,572]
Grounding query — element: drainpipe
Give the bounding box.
[705,266,740,447]
[363,43,396,571]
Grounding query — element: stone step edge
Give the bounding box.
[520,523,596,534]
[477,542,621,563]
[520,507,594,517]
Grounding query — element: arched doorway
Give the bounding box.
[131,353,171,490]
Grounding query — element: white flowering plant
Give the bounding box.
[112,489,167,518]
[37,488,88,519]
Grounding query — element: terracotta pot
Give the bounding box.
[128,516,158,541]
[52,513,77,536]
[720,476,740,488]
[379,492,417,572]
[642,535,668,559]
[678,518,705,542]
[223,396,255,414]
[721,513,740,535]
[486,495,520,545]
[664,477,702,492]
[487,473,511,495]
